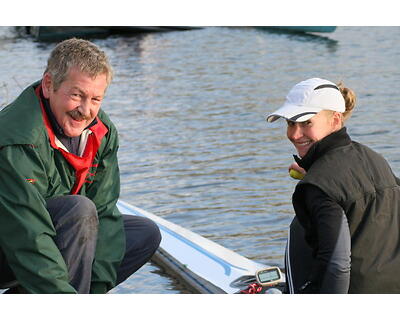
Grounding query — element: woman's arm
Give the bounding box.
[301,184,351,293]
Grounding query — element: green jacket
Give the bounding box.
[0,82,125,293]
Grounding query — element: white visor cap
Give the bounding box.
[266,78,346,123]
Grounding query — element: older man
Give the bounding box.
[0,38,161,293]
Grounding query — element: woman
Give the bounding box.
[267,78,400,293]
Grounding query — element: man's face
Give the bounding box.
[42,66,108,137]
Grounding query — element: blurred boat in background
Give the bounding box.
[20,26,335,42]
[255,26,337,33]
[25,26,201,42]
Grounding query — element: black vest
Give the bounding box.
[293,128,400,293]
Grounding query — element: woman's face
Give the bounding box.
[286,111,342,157]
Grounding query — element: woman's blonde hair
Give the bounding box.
[44,38,113,90]
[337,81,356,122]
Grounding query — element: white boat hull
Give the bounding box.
[117,200,285,293]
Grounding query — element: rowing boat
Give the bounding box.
[117,200,286,293]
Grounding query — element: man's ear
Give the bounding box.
[41,73,53,98]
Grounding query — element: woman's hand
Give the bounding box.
[289,162,307,180]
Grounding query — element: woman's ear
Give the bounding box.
[332,111,344,130]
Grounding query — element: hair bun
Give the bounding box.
[337,82,356,121]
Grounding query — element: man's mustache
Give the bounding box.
[68,109,91,121]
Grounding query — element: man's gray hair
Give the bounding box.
[44,38,113,90]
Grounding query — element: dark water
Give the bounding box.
[0,26,399,293]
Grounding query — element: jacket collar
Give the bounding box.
[294,127,351,171]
